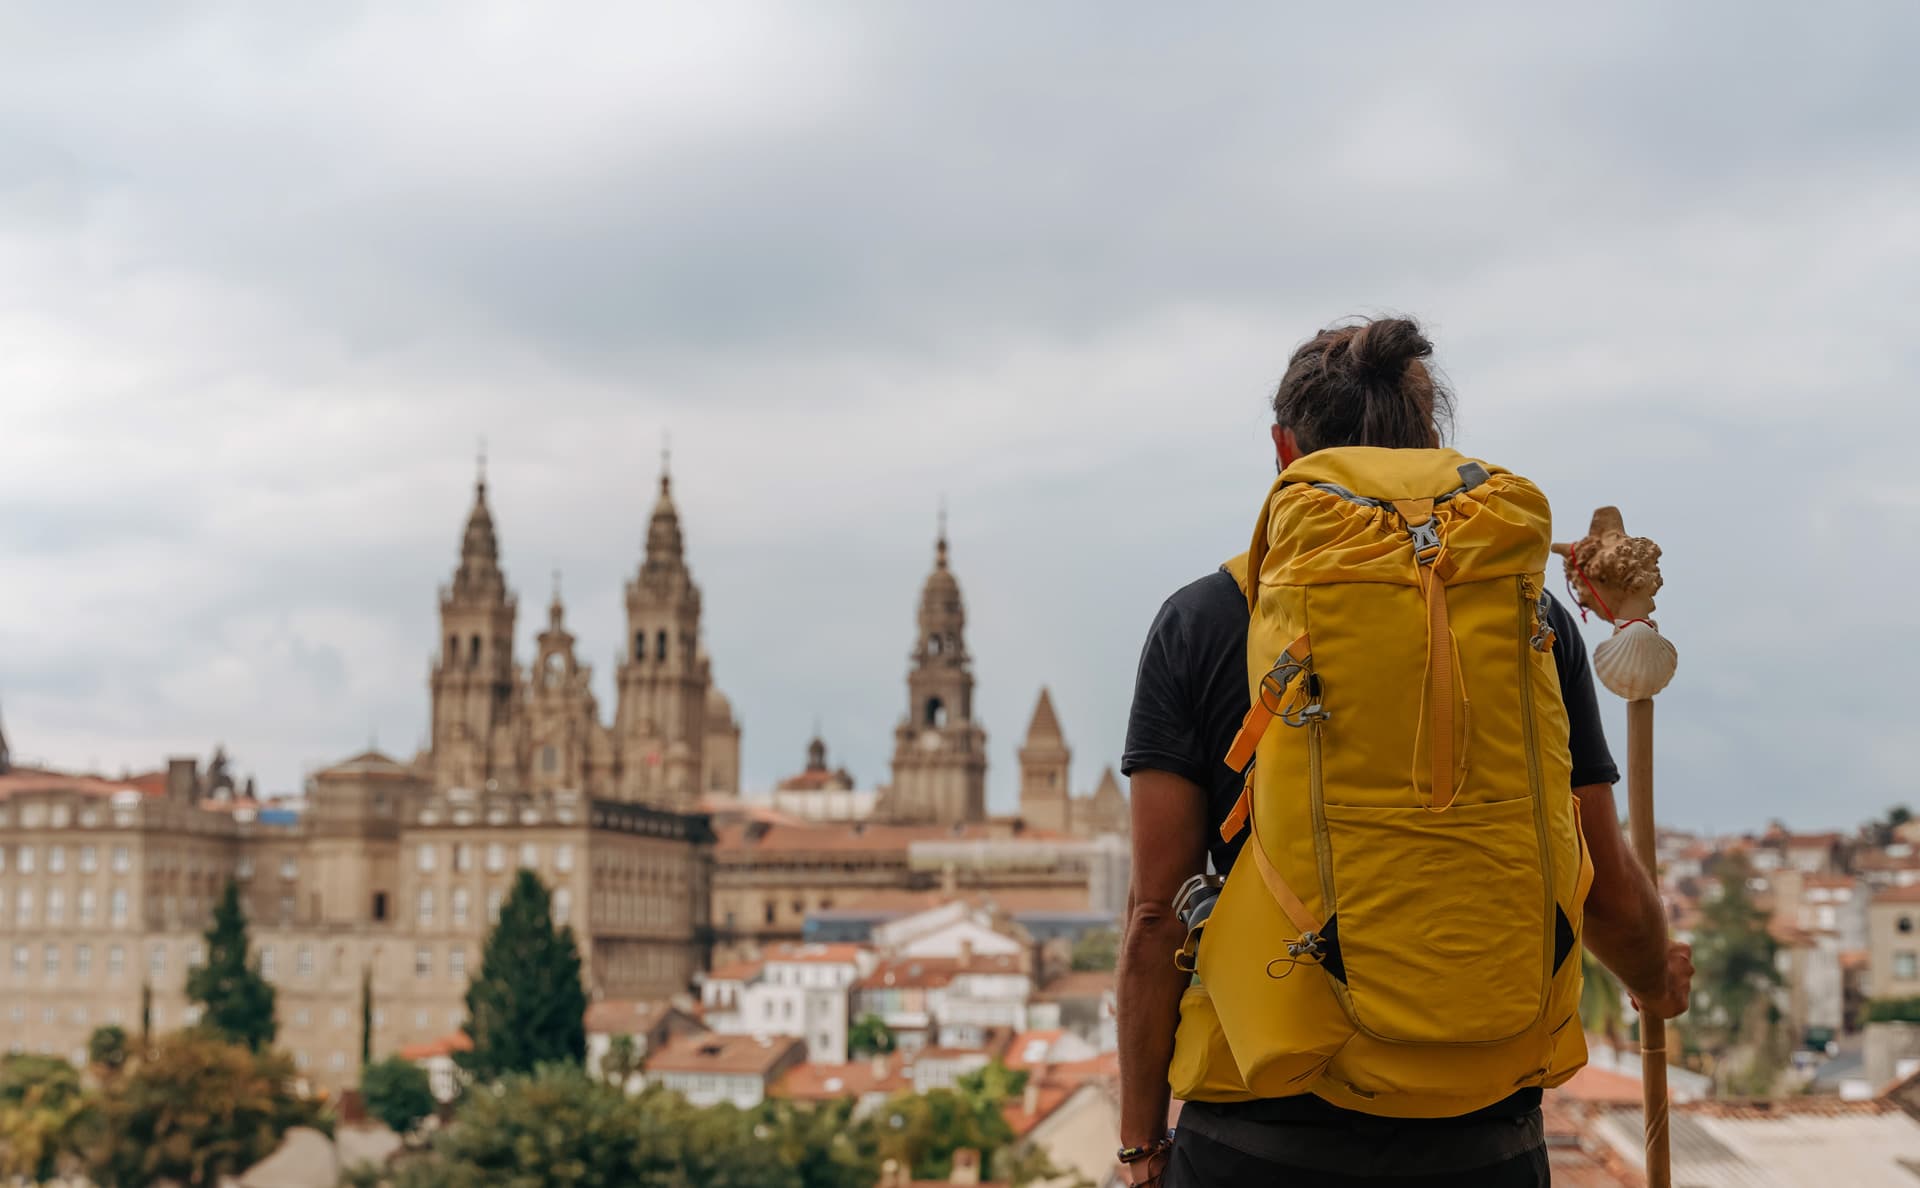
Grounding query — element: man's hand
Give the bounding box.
[1121,1149,1169,1187]
[1629,940,1693,1019]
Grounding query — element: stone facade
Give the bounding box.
[0,466,724,1091]
[430,467,739,808]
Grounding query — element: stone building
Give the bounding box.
[430,466,740,807]
[881,525,988,824]
[1015,689,1128,839]
[0,466,723,1091]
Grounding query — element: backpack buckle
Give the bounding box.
[1408,518,1442,564]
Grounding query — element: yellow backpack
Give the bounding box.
[1168,447,1593,1119]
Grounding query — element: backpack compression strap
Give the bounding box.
[1394,498,1463,812]
[1218,632,1325,942]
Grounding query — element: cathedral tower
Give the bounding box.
[886,519,988,823]
[429,467,523,793]
[1017,688,1071,832]
[526,577,614,797]
[613,464,711,807]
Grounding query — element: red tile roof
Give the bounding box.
[773,1054,912,1101]
[854,953,1025,991]
[398,1032,472,1062]
[1553,1064,1646,1106]
[1874,884,1920,904]
[1034,971,1115,1002]
[645,1033,805,1077]
[0,767,165,801]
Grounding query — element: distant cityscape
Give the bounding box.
[13,468,1920,1184]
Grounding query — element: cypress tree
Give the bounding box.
[186,879,278,1051]
[456,869,587,1080]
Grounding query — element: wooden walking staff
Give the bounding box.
[1553,507,1679,1188]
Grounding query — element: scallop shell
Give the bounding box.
[1592,620,1678,701]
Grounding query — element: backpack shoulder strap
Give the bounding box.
[1223,552,1253,602]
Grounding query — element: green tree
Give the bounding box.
[1069,928,1120,972]
[456,870,588,1081]
[860,1061,1026,1182]
[1693,852,1780,1040]
[1579,952,1627,1047]
[88,1023,132,1075]
[0,1053,89,1183]
[362,1056,436,1138]
[393,1065,801,1188]
[186,879,277,1052]
[848,1013,896,1058]
[753,1097,875,1188]
[81,1031,320,1188]
[599,1033,640,1088]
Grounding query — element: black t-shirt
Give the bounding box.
[1122,566,1619,1137]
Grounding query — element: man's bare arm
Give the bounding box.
[1117,769,1210,1153]
[1578,781,1691,1016]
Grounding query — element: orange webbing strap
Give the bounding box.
[1222,632,1313,775]
[1247,796,1321,938]
[1423,566,1456,810]
[1219,767,1253,844]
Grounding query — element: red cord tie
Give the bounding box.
[1565,542,1653,629]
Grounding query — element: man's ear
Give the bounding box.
[1272,425,1302,471]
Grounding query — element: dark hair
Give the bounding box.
[1270,316,1454,454]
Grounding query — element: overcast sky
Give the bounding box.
[2,3,1916,832]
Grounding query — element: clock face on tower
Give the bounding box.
[918,729,943,752]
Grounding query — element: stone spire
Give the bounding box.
[451,464,507,603]
[886,510,987,824]
[1024,688,1064,746]
[644,456,685,572]
[1018,687,1070,832]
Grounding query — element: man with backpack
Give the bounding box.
[1114,317,1693,1187]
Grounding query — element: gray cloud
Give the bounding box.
[1,2,1917,830]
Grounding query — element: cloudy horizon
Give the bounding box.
[3,3,1917,832]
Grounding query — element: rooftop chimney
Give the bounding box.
[165,757,199,803]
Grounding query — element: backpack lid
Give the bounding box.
[1278,447,1504,503]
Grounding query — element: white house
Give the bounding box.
[697,942,869,1064]
[870,901,1027,962]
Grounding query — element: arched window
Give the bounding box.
[929,636,943,655]
[925,698,947,728]
[635,632,645,661]
[468,635,481,666]
[656,630,669,661]
[447,635,457,663]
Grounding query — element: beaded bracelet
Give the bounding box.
[1117,1132,1174,1164]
